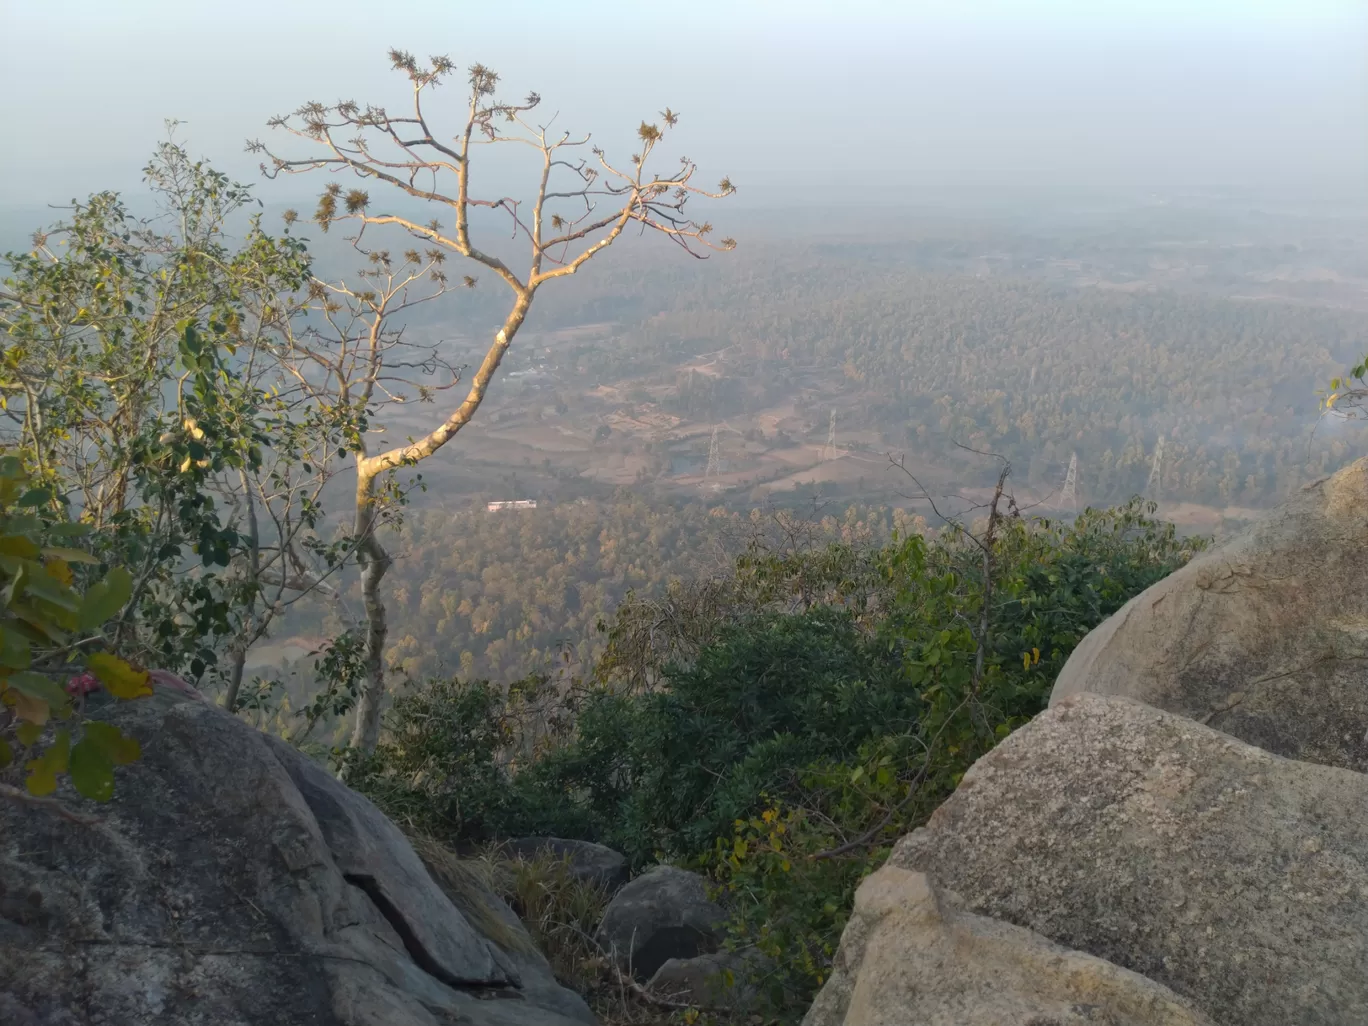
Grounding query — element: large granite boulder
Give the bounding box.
[0,685,594,1026]
[1051,457,1368,771]
[840,695,1368,1026]
[804,865,1213,1026]
[595,865,726,979]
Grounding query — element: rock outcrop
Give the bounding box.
[1052,457,1368,772]
[595,865,726,979]
[648,948,771,1013]
[805,864,1214,1026]
[807,694,1368,1026]
[0,685,593,1026]
[808,469,1368,1025]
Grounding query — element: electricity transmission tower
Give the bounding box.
[703,425,721,486]
[1146,435,1165,502]
[822,410,839,461]
[1060,452,1079,512]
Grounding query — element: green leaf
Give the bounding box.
[7,671,72,717]
[0,535,39,559]
[5,515,40,535]
[16,720,42,746]
[40,546,99,564]
[25,729,70,796]
[70,739,115,801]
[82,720,141,764]
[16,488,51,508]
[21,570,82,612]
[78,566,133,630]
[86,653,152,699]
[6,599,70,642]
[0,623,32,669]
[47,523,92,538]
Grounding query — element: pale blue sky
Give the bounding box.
[1,0,1364,213]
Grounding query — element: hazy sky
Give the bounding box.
[1,0,1364,215]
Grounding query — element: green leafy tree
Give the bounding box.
[0,139,351,707]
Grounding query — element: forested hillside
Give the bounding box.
[242,222,1368,692]
[266,497,921,687]
[446,238,1368,509]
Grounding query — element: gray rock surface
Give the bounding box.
[648,948,771,1012]
[884,694,1368,1026]
[1051,457,1368,771]
[595,865,726,979]
[505,837,629,892]
[0,684,594,1026]
[803,865,1214,1026]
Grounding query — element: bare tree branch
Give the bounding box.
[250,52,736,751]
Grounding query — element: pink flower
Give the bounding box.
[66,672,101,696]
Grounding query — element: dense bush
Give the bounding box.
[528,608,913,861]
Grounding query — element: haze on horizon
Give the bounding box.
[1,0,1364,222]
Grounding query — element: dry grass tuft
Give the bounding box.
[409,831,539,958]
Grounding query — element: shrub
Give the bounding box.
[534,609,911,863]
[354,498,1202,1022]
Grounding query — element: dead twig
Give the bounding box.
[811,447,1019,861]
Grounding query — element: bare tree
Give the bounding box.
[891,446,1017,703]
[250,51,736,750]
[807,447,1018,861]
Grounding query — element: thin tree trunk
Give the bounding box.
[223,639,249,713]
[224,469,262,714]
[344,298,533,753]
[349,468,393,752]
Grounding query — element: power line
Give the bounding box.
[703,424,720,488]
[1146,434,1165,503]
[1060,451,1078,512]
[822,409,839,461]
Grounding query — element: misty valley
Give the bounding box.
[252,203,1368,690]
[3,11,1367,1025]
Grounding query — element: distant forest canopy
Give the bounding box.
[420,249,1368,501]
[9,183,1363,694]
[638,266,1364,500]
[260,495,919,693]
[5,196,1362,511]
[237,203,1368,691]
